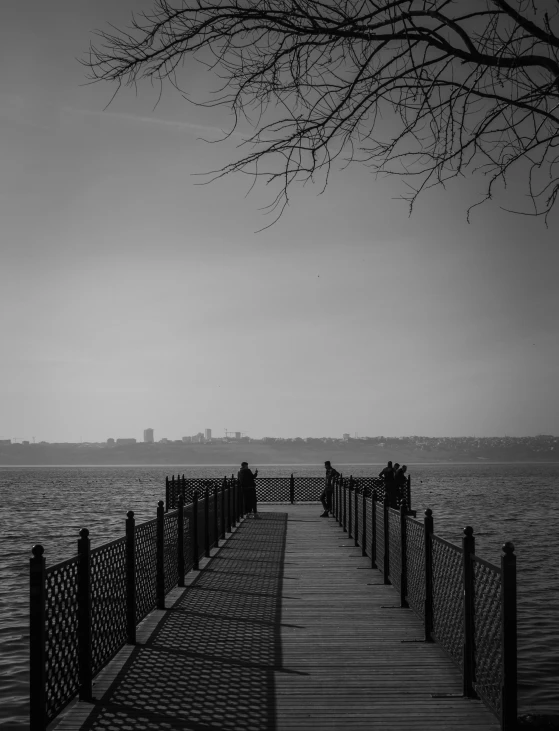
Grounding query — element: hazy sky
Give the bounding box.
[1,0,558,443]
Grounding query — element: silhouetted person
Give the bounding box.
[378,461,393,481]
[395,465,407,508]
[238,462,259,518]
[385,463,401,508]
[320,460,339,517]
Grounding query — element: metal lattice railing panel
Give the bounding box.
[44,556,80,723]
[135,518,157,624]
[472,556,502,715]
[352,477,385,501]
[388,508,401,591]
[90,537,127,676]
[375,505,384,567]
[183,505,194,574]
[432,535,464,669]
[252,477,291,501]
[163,512,179,594]
[405,516,425,619]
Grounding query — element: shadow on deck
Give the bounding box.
[79,513,288,731]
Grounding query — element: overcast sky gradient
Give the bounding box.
[1,0,558,443]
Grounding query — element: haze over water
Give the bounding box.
[0,462,557,728]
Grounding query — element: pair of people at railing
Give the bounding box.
[238,462,260,518]
[379,461,407,508]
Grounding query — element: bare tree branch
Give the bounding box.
[83,0,559,224]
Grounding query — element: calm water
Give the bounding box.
[1,463,558,727]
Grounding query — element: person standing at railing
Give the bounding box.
[395,465,407,508]
[320,460,339,517]
[238,462,259,518]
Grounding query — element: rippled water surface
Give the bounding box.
[1,462,558,727]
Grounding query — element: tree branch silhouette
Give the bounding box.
[84,0,559,225]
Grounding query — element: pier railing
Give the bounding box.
[29,477,241,731]
[334,477,517,730]
[165,473,412,510]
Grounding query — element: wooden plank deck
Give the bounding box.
[52,505,500,731]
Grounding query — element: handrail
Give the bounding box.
[334,478,517,731]
[29,478,241,731]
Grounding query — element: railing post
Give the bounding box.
[221,478,226,538]
[227,480,232,533]
[348,478,353,538]
[462,526,476,697]
[371,490,377,569]
[77,528,92,701]
[126,511,137,642]
[501,542,517,731]
[213,486,219,547]
[361,487,367,557]
[165,476,169,512]
[424,508,434,642]
[343,477,347,532]
[192,491,199,570]
[336,476,342,526]
[29,544,47,731]
[354,480,359,547]
[156,501,165,609]
[177,497,185,587]
[290,473,295,504]
[400,501,409,608]
[204,488,211,557]
[383,497,390,585]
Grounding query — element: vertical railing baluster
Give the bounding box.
[383,497,390,585]
[354,480,359,548]
[213,486,219,547]
[400,502,409,608]
[192,492,199,570]
[77,528,93,701]
[177,498,185,587]
[204,488,210,557]
[221,478,226,538]
[371,490,377,569]
[156,501,165,609]
[343,477,347,532]
[361,487,367,557]
[227,480,232,533]
[165,476,169,512]
[501,542,517,731]
[126,511,137,642]
[424,508,434,642]
[462,526,476,697]
[290,473,295,504]
[348,478,353,538]
[29,544,47,731]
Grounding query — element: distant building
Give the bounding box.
[159,438,170,444]
[192,433,204,443]
[107,438,115,446]
[143,428,154,443]
[22,441,30,445]
[205,428,212,441]
[0,439,11,446]
[343,433,350,441]
[234,432,241,440]
[182,436,192,443]
[116,438,137,445]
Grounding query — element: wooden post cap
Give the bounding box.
[127,510,134,519]
[464,526,474,537]
[502,541,515,555]
[79,528,89,539]
[32,544,44,557]
[425,508,433,517]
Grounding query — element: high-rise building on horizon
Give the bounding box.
[205,428,212,441]
[144,428,154,443]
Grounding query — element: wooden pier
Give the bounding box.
[51,506,499,731]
